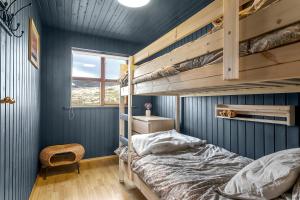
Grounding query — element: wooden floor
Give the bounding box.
[29,156,147,200]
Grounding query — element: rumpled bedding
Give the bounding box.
[115,144,295,199]
[292,177,300,199]
[131,144,253,200]
[114,145,129,162]
[120,21,300,87]
[132,130,206,156]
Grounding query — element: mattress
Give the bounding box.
[120,22,300,87]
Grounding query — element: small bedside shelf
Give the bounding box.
[215,104,295,126]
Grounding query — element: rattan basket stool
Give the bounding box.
[39,143,85,179]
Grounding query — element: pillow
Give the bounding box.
[132,130,206,156]
[218,148,300,200]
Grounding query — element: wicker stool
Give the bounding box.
[39,143,85,179]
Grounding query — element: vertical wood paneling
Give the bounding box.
[254,94,264,158]
[41,27,149,158]
[0,23,6,200]
[274,94,287,151]
[287,94,300,148]
[202,97,207,140]
[217,96,224,147]
[237,95,246,156]
[224,96,231,150]
[245,95,255,159]
[212,97,218,145]
[264,94,275,155]
[0,0,41,199]
[197,97,202,139]
[207,97,213,143]
[193,98,198,138]
[153,93,300,159]
[230,96,238,153]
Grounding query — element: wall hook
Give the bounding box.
[0,96,16,104]
[0,0,31,38]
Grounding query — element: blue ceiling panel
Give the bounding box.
[36,0,213,44]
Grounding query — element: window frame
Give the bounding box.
[71,49,128,107]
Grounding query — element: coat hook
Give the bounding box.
[0,0,31,38]
[0,96,16,104]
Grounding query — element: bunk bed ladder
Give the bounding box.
[127,56,134,180]
[118,56,135,183]
[119,91,125,183]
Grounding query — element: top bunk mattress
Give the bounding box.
[120,22,300,87]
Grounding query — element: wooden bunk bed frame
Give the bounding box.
[118,0,300,199]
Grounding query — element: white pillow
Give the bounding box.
[132,130,206,156]
[218,148,300,200]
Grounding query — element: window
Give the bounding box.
[71,50,127,107]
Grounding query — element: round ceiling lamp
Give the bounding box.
[118,0,150,8]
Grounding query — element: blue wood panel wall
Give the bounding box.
[41,27,149,158]
[0,0,42,199]
[152,94,300,159]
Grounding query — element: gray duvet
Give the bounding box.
[131,144,253,200]
[116,144,293,199]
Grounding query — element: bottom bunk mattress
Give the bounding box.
[119,144,253,200]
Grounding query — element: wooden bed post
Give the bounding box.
[223,0,239,80]
[119,89,125,183]
[175,95,180,132]
[128,56,134,180]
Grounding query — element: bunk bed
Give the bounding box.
[120,0,300,97]
[118,0,300,199]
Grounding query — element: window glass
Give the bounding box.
[106,58,126,80]
[105,82,120,104]
[72,51,100,78]
[71,80,100,106]
[71,50,126,107]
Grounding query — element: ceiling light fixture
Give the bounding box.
[118,0,150,8]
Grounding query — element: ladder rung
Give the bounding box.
[119,136,128,146]
[119,113,128,121]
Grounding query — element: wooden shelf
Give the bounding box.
[215,104,295,126]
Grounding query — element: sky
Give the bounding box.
[72,51,126,79]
